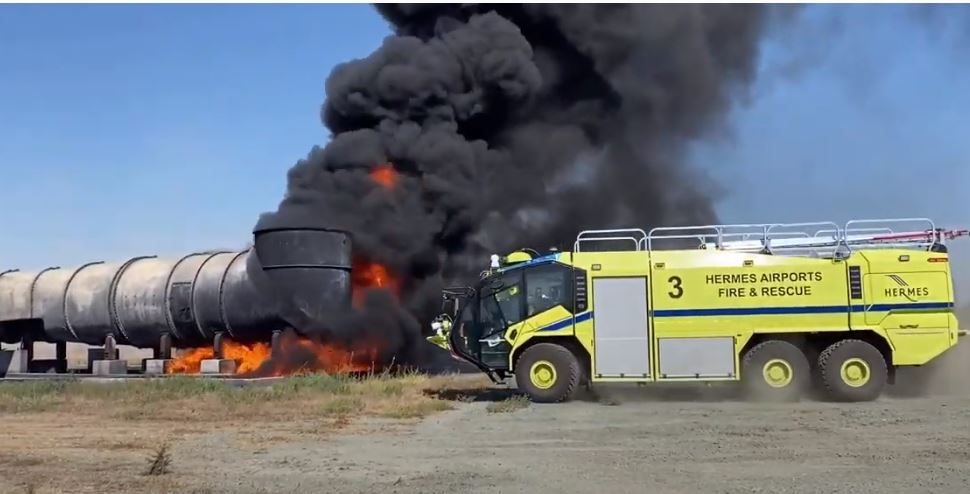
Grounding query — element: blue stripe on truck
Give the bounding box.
[653,302,952,318]
[533,302,951,329]
[538,311,593,331]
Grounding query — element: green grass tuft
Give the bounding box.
[320,396,364,417]
[379,399,453,419]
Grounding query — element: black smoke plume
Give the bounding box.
[255,4,774,365]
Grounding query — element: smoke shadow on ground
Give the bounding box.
[424,368,970,405]
[580,384,741,405]
[426,386,521,403]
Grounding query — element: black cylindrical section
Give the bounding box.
[252,227,352,335]
[32,267,78,343]
[0,270,27,320]
[191,253,236,341]
[0,269,35,342]
[165,252,224,347]
[221,251,284,342]
[63,260,129,346]
[113,257,178,348]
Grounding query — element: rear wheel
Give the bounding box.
[741,340,810,402]
[817,339,888,402]
[515,343,581,403]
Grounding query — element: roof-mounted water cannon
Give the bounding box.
[503,250,535,266]
[488,249,540,272]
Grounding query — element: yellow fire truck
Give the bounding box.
[429,218,968,403]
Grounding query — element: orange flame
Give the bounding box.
[166,333,380,377]
[167,340,270,375]
[167,346,214,374]
[359,162,401,303]
[351,258,401,307]
[369,163,398,189]
[254,336,379,377]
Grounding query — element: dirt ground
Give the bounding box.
[5,390,970,493]
[4,346,970,494]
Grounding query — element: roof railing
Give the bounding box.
[573,228,647,252]
[572,218,962,256]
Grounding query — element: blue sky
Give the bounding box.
[2,5,968,289]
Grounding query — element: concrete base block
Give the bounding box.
[87,348,119,372]
[144,359,173,375]
[1,350,21,376]
[200,359,236,375]
[3,349,29,374]
[92,359,128,376]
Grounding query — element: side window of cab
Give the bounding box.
[524,264,573,317]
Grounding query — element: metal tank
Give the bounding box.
[0,227,352,349]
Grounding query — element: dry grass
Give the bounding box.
[0,372,492,494]
[0,372,484,423]
[144,444,171,476]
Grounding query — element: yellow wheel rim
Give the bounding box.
[762,359,794,388]
[530,360,557,390]
[840,358,871,388]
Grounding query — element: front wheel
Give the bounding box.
[514,343,582,403]
[817,339,888,402]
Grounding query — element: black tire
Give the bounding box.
[817,339,888,402]
[514,343,582,403]
[741,340,811,402]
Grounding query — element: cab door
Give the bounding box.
[475,271,524,370]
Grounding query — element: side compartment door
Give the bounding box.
[861,252,951,329]
[592,276,650,378]
[856,250,955,365]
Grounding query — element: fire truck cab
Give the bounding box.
[430,218,968,403]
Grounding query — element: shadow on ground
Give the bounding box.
[427,369,959,406]
[427,386,522,402]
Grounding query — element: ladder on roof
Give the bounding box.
[573,218,969,255]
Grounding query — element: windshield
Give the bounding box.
[450,270,524,363]
[491,280,523,328]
